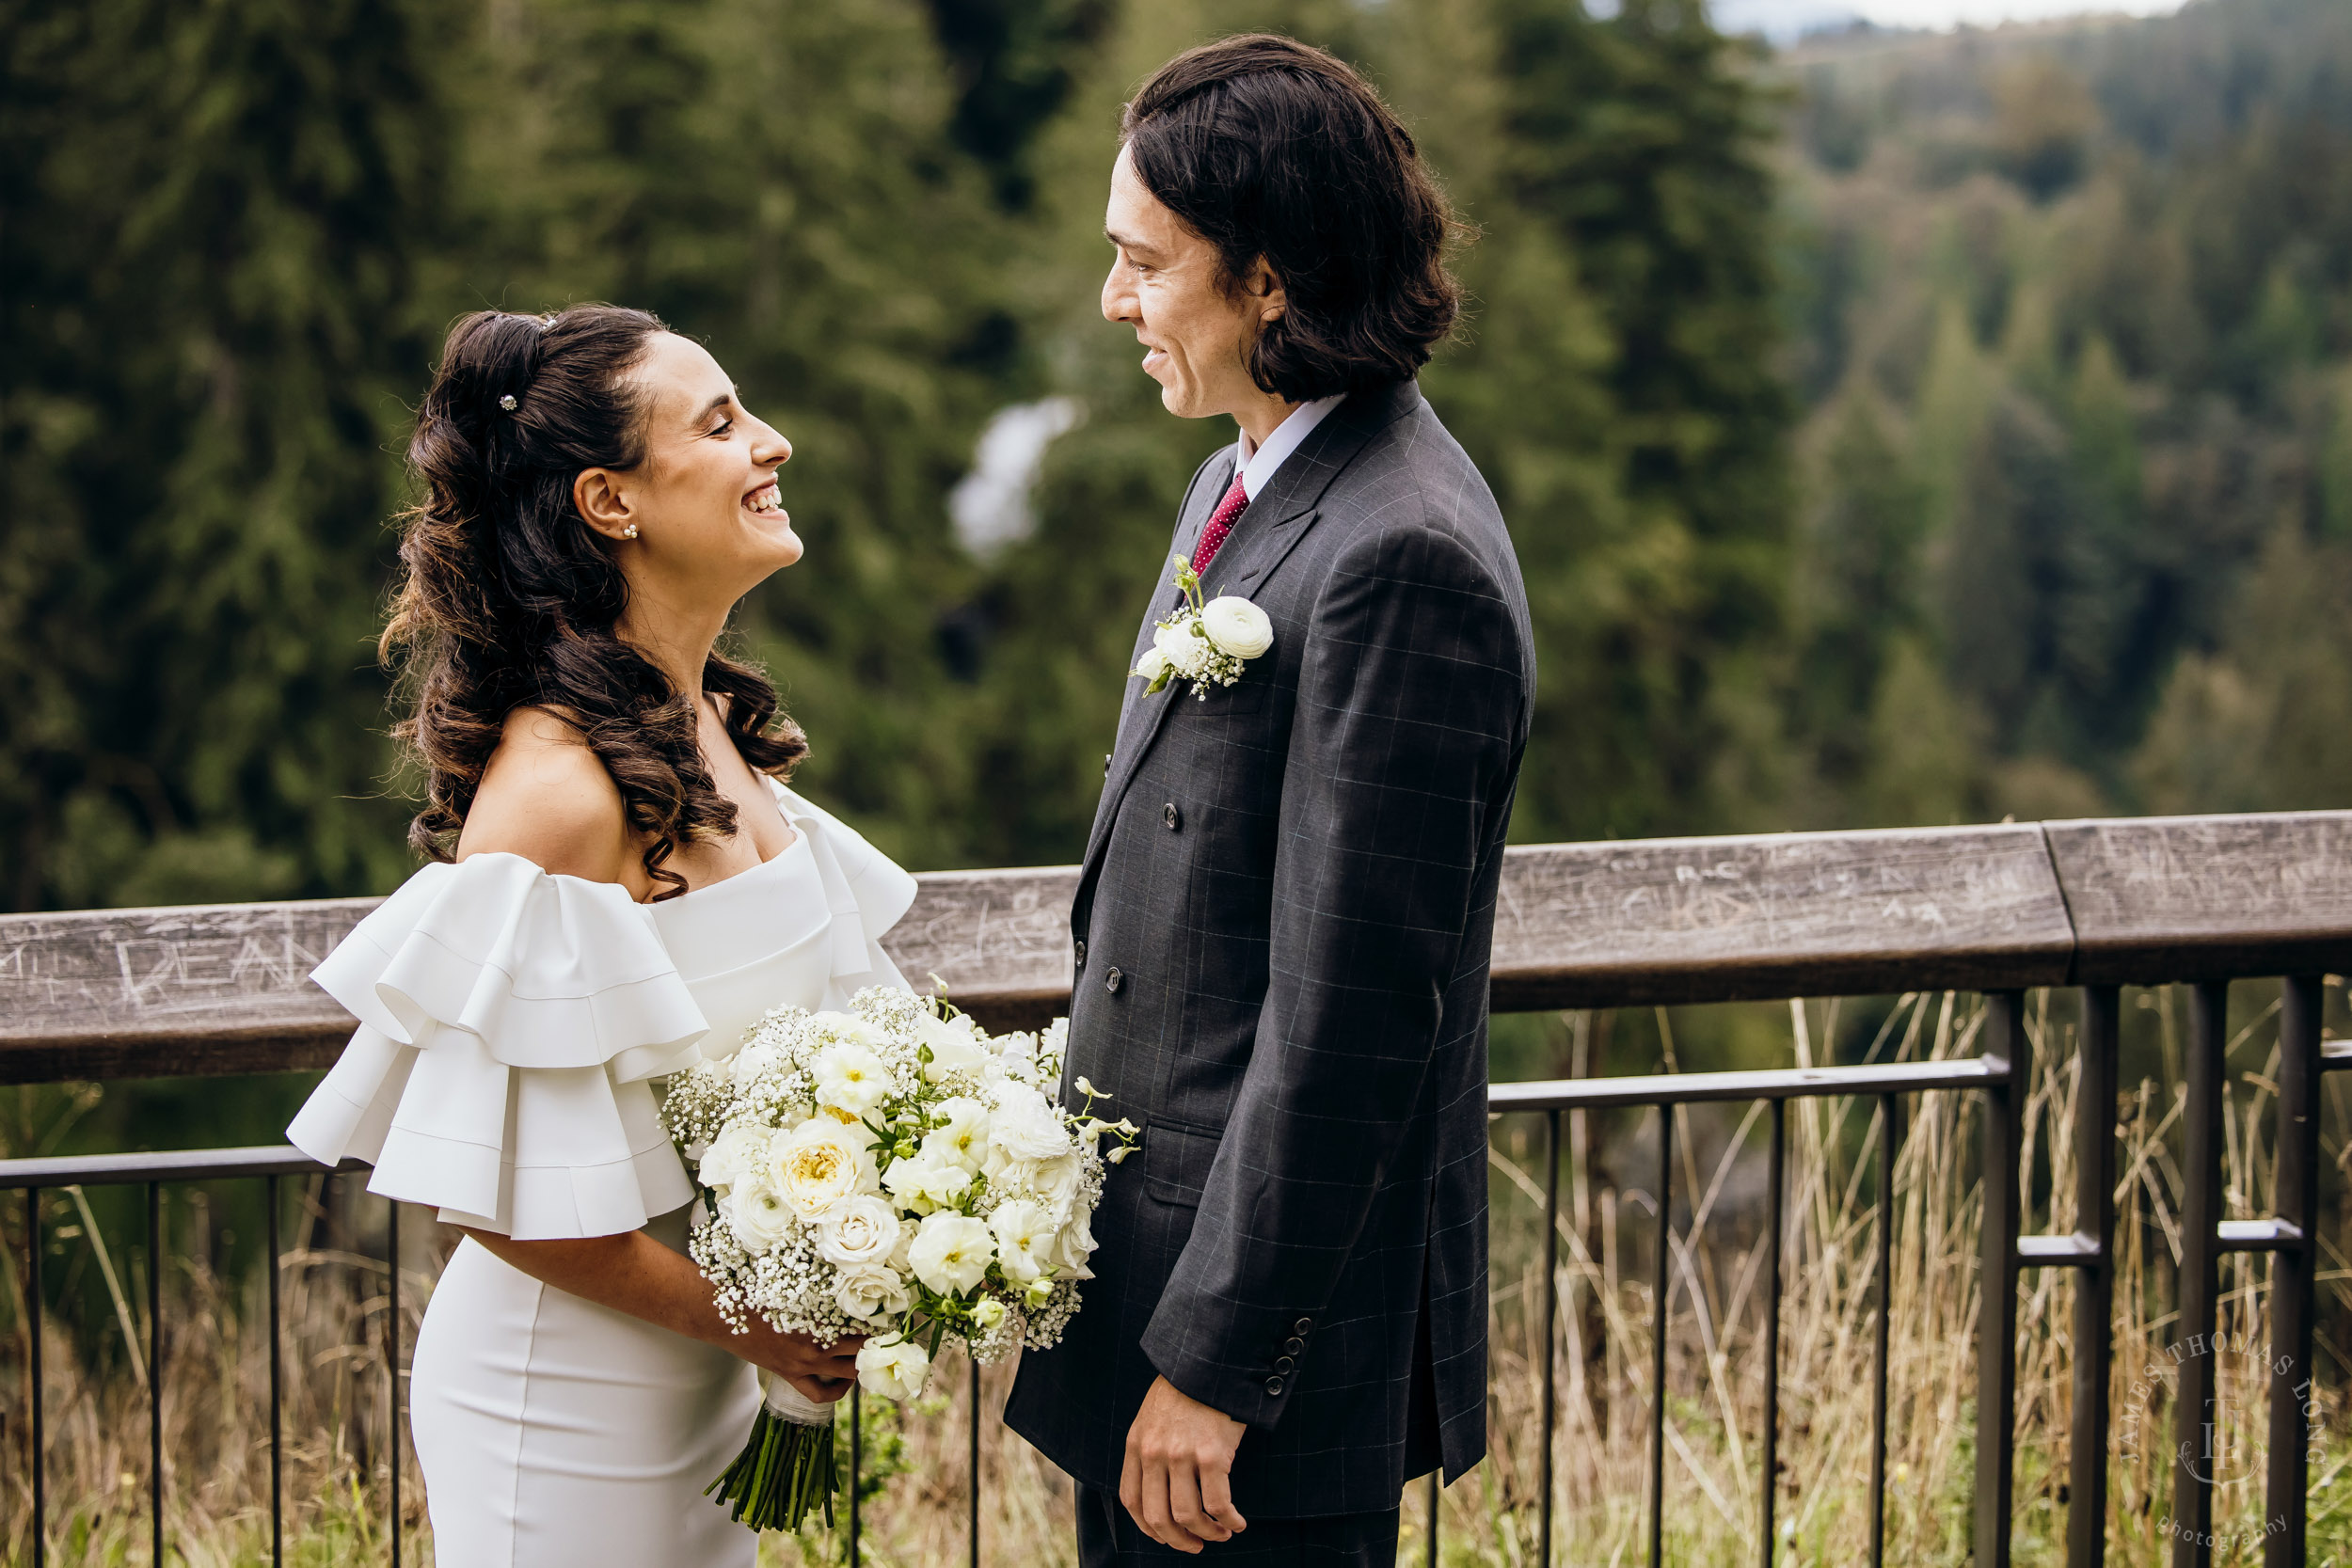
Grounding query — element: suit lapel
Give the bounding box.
[1078,381,1424,887]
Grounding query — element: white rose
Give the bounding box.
[882,1146,972,1212]
[728,1040,786,1087]
[1200,595,1273,659]
[856,1333,931,1402]
[1133,644,1172,684]
[988,1085,1069,1163]
[908,1212,996,1294]
[972,1297,1008,1332]
[813,1040,892,1118]
[717,1172,798,1255]
[1153,620,1211,678]
[928,1097,992,1172]
[1052,1209,1098,1280]
[696,1121,771,1192]
[916,1012,988,1084]
[1027,1150,1084,1221]
[987,1198,1057,1284]
[816,1194,903,1270]
[834,1263,912,1324]
[769,1117,878,1219]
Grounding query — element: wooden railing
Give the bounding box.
[7,812,2350,1083]
[5,810,2351,1568]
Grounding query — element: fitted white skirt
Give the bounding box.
[409,1218,762,1568]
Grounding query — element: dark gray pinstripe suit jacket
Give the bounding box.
[1004,378,1534,1518]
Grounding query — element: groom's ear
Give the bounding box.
[1242,257,1287,325]
[572,467,637,542]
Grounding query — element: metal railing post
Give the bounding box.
[2068,987,2121,1568]
[149,1182,165,1568]
[1869,1094,1899,1568]
[1540,1106,1559,1567]
[849,1385,862,1567]
[1759,1100,1783,1568]
[1974,991,2026,1568]
[2170,982,2228,1568]
[26,1186,43,1568]
[1647,1104,1672,1568]
[268,1174,283,1568]
[968,1354,979,1568]
[389,1197,402,1568]
[2263,976,2323,1568]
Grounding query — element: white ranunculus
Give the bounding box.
[928,1097,992,1171]
[856,1333,932,1401]
[988,1085,1068,1163]
[812,1040,891,1118]
[882,1145,972,1213]
[696,1121,771,1192]
[815,1193,903,1270]
[1200,595,1273,659]
[719,1172,798,1255]
[916,1012,988,1083]
[834,1263,912,1324]
[1154,620,1212,678]
[908,1212,996,1294]
[987,1198,1056,1284]
[769,1117,878,1219]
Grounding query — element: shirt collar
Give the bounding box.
[1234,394,1346,503]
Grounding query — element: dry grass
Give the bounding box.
[5,989,2348,1566]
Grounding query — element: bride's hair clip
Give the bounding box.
[498,394,518,412]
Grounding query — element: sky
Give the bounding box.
[1708,0,2186,41]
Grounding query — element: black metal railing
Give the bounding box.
[7,984,2344,1567]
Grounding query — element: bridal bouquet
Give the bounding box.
[661,987,1135,1533]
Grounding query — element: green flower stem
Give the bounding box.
[705,1405,838,1534]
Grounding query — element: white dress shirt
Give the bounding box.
[1235,394,1347,502]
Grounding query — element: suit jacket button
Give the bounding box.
[1073,939,1087,971]
[1162,801,1182,831]
[1282,1337,1305,1355]
[1294,1317,1313,1335]
[1104,967,1123,994]
[1264,1377,1284,1396]
[1274,1355,1295,1373]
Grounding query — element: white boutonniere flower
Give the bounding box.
[1132,554,1274,700]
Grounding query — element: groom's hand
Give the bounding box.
[1120,1376,1248,1552]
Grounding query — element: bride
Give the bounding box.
[288,306,914,1565]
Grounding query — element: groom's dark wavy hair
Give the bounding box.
[1122,35,1465,401]
[383,306,806,899]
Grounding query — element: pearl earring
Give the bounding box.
[621,524,639,539]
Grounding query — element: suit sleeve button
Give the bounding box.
[1274,1355,1295,1373]
[1282,1337,1305,1355]
[1073,939,1087,971]
[1294,1317,1313,1335]
[1264,1377,1284,1396]
[1104,967,1123,994]
[1162,801,1183,831]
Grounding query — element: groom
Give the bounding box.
[1005,34,1534,1566]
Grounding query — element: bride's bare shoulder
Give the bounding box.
[455,707,629,883]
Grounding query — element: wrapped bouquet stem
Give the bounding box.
[706,1375,840,1533]
[665,988,1136,1536]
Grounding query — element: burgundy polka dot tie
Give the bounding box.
[1190,472,1250,575]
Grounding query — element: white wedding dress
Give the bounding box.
[288,780,915,1568]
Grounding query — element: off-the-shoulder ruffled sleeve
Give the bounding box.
[286,853,708,1240]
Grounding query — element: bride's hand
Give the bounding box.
[738,1320,866,1403]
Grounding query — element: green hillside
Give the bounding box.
[4,0,2345,914]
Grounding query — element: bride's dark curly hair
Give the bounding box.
[383,305,806,899]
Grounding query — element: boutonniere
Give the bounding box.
[1131,554,1275,700]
